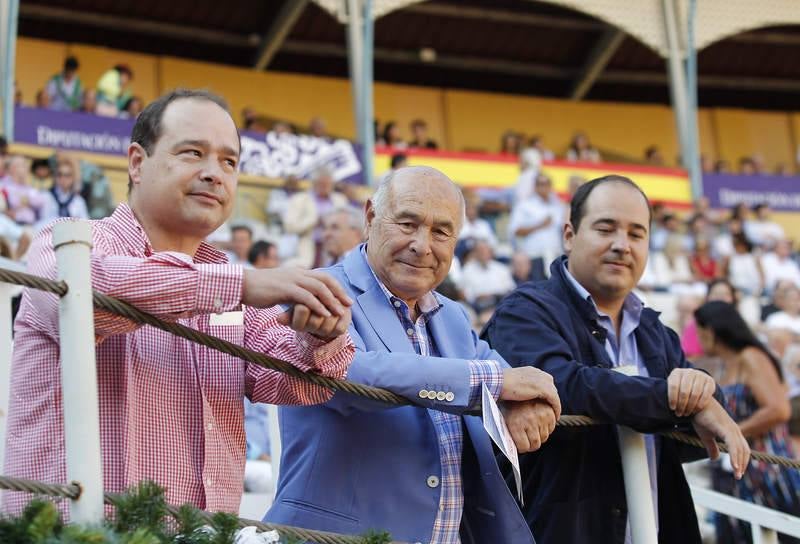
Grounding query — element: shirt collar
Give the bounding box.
[109,203,229,264]
[562,260,643,321]
[361,245,442,316]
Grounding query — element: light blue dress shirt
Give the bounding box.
[563,262,659,543]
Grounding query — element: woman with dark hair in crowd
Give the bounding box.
[499,130,522,155]
[380,121,406,149]
[695,301,800,544]
[681,279,738,358]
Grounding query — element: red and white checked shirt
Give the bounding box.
[3,204,354,515]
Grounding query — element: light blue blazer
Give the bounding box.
[264,246,534,544]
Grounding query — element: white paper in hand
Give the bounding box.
[481,382,523,505]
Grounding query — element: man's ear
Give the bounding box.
[363,199,376,240]
[128,142,146,188]
[563,222,575,255]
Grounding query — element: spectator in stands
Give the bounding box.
[509,172,565,280]
[565,131,601,163]
[681,278,738,358]
[408,119,438,149]
[701,154,714,174]
[121,96,144,119]
[724,233,764,296]
[775,163,793,176]
[764,284,800,337]
[38,157,89,225]
[45,56,83,112]
[714,159,731,173]
[309,116,327,139]
[763,280,800,322]
[29,158,52,191]
[0,192,31,260]
[746,204,785,249]
[766,328,800,441]
[0,136,7,174]
[460,239,515,305]
[267,166,557,544]
[247,240,280,269]
[650,212,679,253]
[459,189,498,249]
[499,130,522,155]
[565,174,585,202]
[265,174,301,227]
[379,121,406,149]
[510,250,533,285]
[762,240,800,292]
[739,157,757,175]
[483,175,749,544]
[514,147,542,203]
[713,216,745,259]
[13,82,21,107]
[690,236,719,282]
[3,88,355,516]
[649,228,695,290]
[80,88,97,114]
[0,155,45,225]
[35,89,49,109]
[282,166,348,268]
[272,121,293,135]
[229,225,253,266]
[321,206,364,265]
[644,145,664,166]
[95,64,134,117]
[695,301,800,543]
[242,398,273,493]
[526,135,554,161]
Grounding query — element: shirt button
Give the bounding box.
[406,328,414,336]
[436,391,446,401]
[445,392,455,402]
[205,478,213,487]
[419,389,429,399]
[207,423,214,431]
[213,297,223,312]
[426,475,440,488]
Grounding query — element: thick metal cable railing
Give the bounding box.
[2,265,800,471]
[0,475,379,544]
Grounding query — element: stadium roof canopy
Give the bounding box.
[17,0,800,110]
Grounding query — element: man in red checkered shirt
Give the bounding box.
[3,89,355,515]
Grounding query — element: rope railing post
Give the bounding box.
[613,365,658,543]
[53,221,104,523]
[0,256,23,494]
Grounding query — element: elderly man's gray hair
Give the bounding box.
[325,205,365,231]
[311,166,333,182]
[371,170,467,227]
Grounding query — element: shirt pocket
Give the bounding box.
[200,322,246,404]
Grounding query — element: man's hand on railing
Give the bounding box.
[667,368,716,417]
[504,400,557,453]
[500,367,561,419]
[691,399,751,479]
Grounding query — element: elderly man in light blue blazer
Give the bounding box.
[264,166,561,544]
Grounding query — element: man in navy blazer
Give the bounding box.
[482,175,750,544]
[264,166,561,543]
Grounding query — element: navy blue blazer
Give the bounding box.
[265,246,534,544]
[481,256,718,544]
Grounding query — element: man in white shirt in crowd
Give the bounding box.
[461,239,516,305]
[761,239,800,292]
[745,204,785,249]
[459,191,498,249]
[508,172,565,280]
[765,284,800,337]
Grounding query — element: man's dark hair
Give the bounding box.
[231,224,253,239]
[569,174,651,232]
[390,153,407,169]
[128,89,236,192]
[248,240,275,266]
[752,203,766,213]
[0,135,8,155]
[64,56,79,72]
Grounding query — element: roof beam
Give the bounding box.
[18,4,254,48]
[601,70,800,92]
[252,0,309,71]
[730,31,800,46]
[282,40,573,79]
[569,28,625,100]
[404,3,603,31]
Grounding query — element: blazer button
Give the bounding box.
[444,392,455,402]
[436,391,446,401]
[426,475,440,488]
[418,389,429,399]
[426,390,438,400]
[612,507,622,516]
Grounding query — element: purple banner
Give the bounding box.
[14,106,134,155]
[14,106,366,184]
[703,173,800,212]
